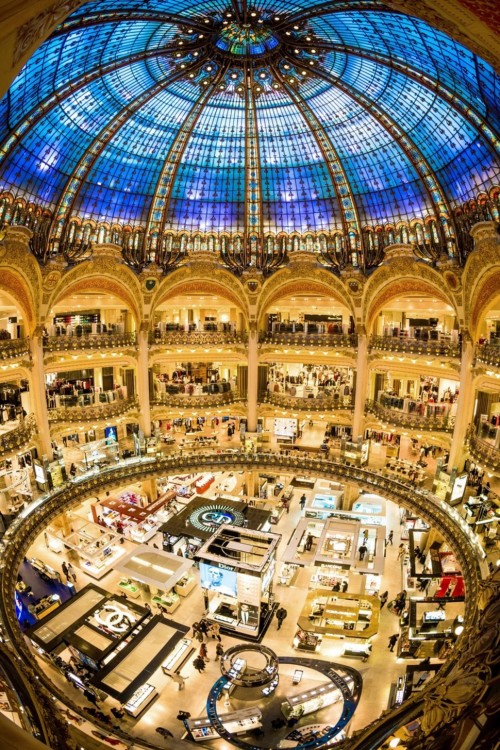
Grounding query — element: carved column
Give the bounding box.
[247,323,259,433]
[29,327,53,460]
[352,327,368,440]
[136,323,151,437]
[448,333,474,472]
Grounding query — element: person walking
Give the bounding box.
[386,530,394,546]
[199,642,209,662]
[208,621,221,641]
[61,561,69,580]
[358,544,368,561]
[193,656,206,673]
[299,494,307,511]
[276,607,287,630]
[215,642,224,659]
[305,533,314,551]
[397,544,407,560]
[379,591,389,609]
[171,673,187,691]
[388,634,399,652]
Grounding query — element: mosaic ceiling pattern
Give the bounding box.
[0,0,499,238]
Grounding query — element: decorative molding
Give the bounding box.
[14,1,86,66]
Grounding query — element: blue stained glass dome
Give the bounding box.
[0,0,499,241]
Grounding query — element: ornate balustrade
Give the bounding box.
[149,330,248,347]
[0,338,30,360]
[0,415,36,455]
[365,399,454,432]
[0,451,488,750]
[47,396,138,424]
[151,392,244,409]
[43,332,137,352]
[369,335,461,358]
[262,390,354,411]
[259,332,358,348]
[475,342,500,368]
[467,423,500,471]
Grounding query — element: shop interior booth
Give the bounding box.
[196,524,280,641]
[92,484,176,543]
[398,598,465,660]
[115,546,196,613]
[47,517,125,579]
[298,589,381,643]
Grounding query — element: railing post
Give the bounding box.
[247,323,259,433]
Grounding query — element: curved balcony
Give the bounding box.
[0,451,488,750]
[262,390,354,411]
[369,335,461,358]
[0,338,30,360]
[475,343,500,368]
[150,330,248,347]
[43,332,137,353]
[151,391,244,409]
[467,424,500,471]
[0,415,37,455]
[259,331,358,349]
[365,399,454,432]
[47,396,138,424]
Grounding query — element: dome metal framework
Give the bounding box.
[0,0,499,273]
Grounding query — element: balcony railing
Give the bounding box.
[369,335,461,358]
[151,392,243,409]
[150,330,248,347]
[475,343,500,368]
[365,399,454,432]
[262,391,354,411]
[259,332,358,348]
[0,338,30,360]
[47,396,138,423]
[43,332,137,352]
[467,424,500,471]
[0,415,37,455]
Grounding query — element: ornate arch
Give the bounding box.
[257,265,354,326]
[46,263,142,326]
[468,267,500,338]
[0,266,37,331]
[363,262,459,334]
[151,264,249,324]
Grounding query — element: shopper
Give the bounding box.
[276,607,287,630]
[299,493,307,511]
[199,642,209,661]
[192,656,206,673]
[388,634,399,652]
[386,530,394,546]
[379,591,389,609]
[61,561,69,580]
[305,533,314,551]
[156,727,174,738]
[397,544,407,560]
[215,642,224,659]
[199,619,209,638]
[171,672,186,691]
[208,622,221,641]
[358,544,368,561]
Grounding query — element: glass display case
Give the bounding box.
[161,638,193,675]
[174,574,196,596]
[123,683,158,717]
[281,682,340,719]
[278,563,299,586]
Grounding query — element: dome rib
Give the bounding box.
[271,63,361,252]
[306,41,500,158]
[245,63,264,240]
[309,63,455,228]
[52,9,206,37]
[275,0,392,30]
[0,43,181,168]
[146,63,229,241]
[51,60,203,237]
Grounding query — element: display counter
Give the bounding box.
[281,681,341,719]
[293,629,323,652]
[187,708,262,741]
[305,491,343,519]
[278,563,300,586]
[174,574,196,597]
[310,565,349,592]
[161,638,194,675]
[118,579,141,599]
[29,594,61,620]
[123,683,158,717]
[152,590,181,613]
[298,589,380,639]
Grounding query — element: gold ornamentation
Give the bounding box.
[14,1,86,65]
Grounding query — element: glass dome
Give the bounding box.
[0,0,499,242]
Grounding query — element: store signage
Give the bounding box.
[450,474,468,503]
[219,563,235,572]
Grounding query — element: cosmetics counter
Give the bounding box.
[115,546,196,613]
[281,681,342,720]
[298,590,380,640]
[398,599,465,659]
[161,638,194,676]
[124,683,158,717]
[186,708,263,742]
[92,487,177,543]
[47,521,125,579]
[28,594,61,620]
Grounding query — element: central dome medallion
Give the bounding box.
[214,21,280,58]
